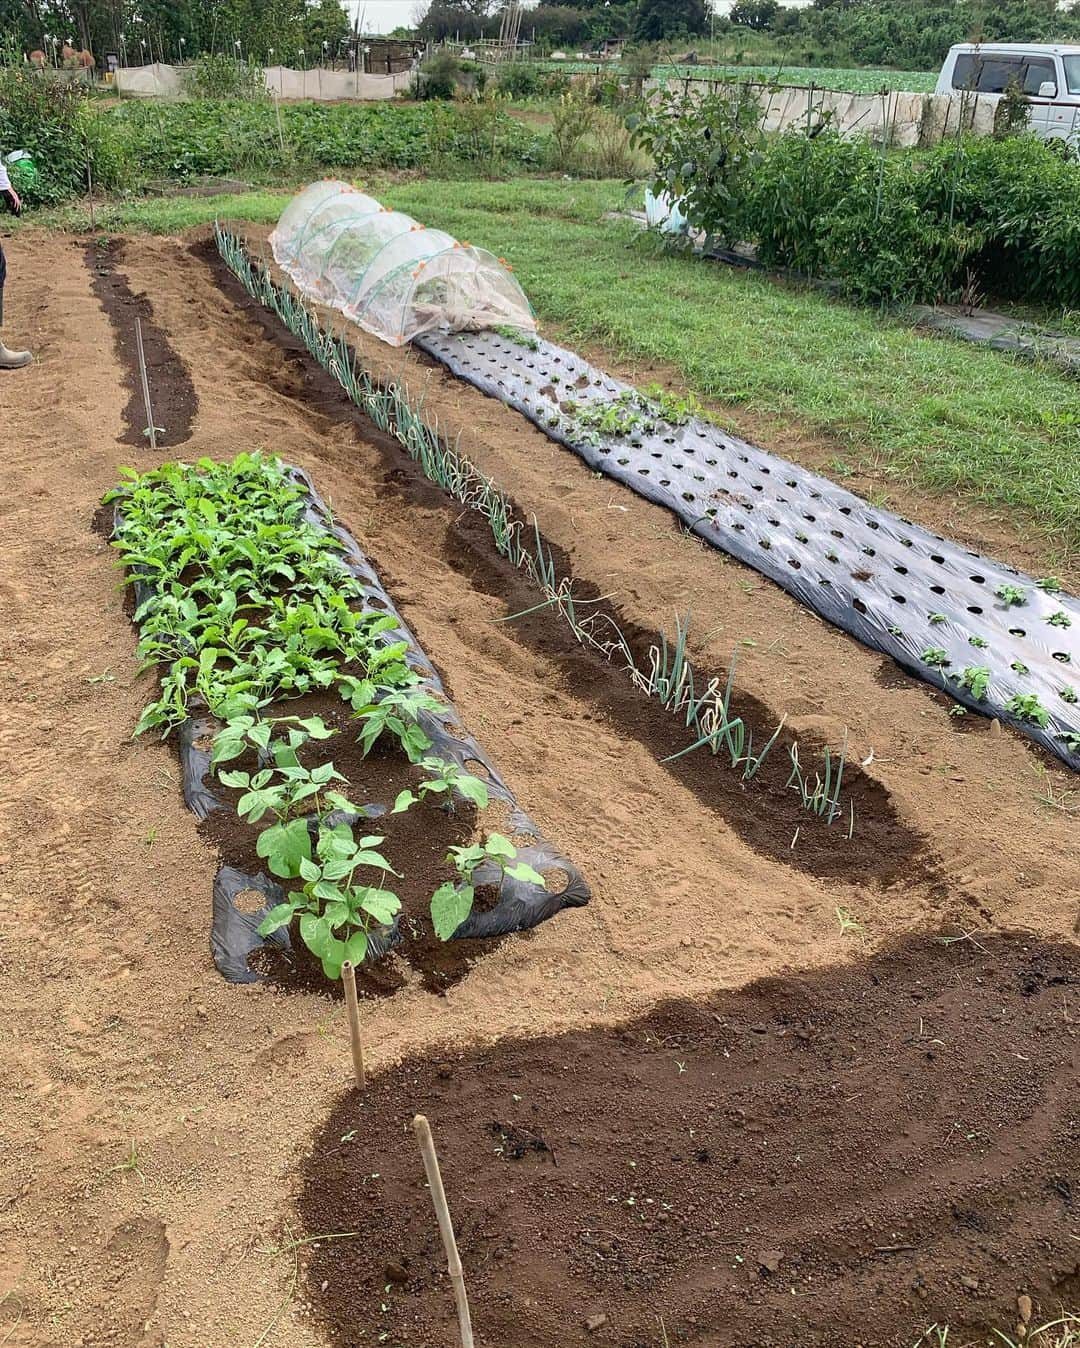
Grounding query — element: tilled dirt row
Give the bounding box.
[303,934,1080,1348]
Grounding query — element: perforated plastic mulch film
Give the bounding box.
[270,181,537,348]
[417,329,1080,771]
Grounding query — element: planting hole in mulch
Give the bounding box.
[298,933,1079,1348]
[85,237,197,448]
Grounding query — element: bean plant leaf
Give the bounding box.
[505,861,546,886]
[431,881,474,942]
[256,817,312,878]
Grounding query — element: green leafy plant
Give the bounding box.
[1063,730,1080,753]
[921,647,950,667]
[1061,686,1078,705]
[257,823,401,978]
[927,613,947,625]
[1006,692,1050,727]
[210,712,334,768]
[968,634,989,649]
[956,665,991,699]
[1037,577,1064,594]
[995,584,1027,608]
[1010,659,1030,676]
[1047,611,1072,629]
[429,834,543,942]
[391,756,489,815]
[350,686,442,763]
[218,759,359,879]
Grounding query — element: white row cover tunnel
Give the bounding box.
[269,180,536,347]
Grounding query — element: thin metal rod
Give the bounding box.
[340,960,366,1088]
[412,1114,474,1348]
[134,317,156,452]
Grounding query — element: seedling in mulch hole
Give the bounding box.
[1047,611,1072,629]
[888,625,903,637]
[1064,730,1080,753]
[968,634,988,649]
[218,760,360,879]
[1006,692,1050,727]
[392,756,489,815]
[257,823,401,978]
[642,383,705,427]
[1011,660,1030,676]
[928,613,947,625]
[1061,687,1078,705]
[956,666,991,699]
[347,685,443,763]
[429,834,544,941]
[210,713,335,768]
[921,647,950,668]
[493,325,539,351]
[1037,576,1064,593]
[996,584,1027,608]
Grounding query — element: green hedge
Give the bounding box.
[98,98,545,183]
[742,131,1080,308]
[0,74,547,204]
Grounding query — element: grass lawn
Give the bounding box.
[32,175,1080,554]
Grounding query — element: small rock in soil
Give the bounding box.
[585,1314,608,1332]
[758,1250,783,1274]
[385,1262,409,1285]
[1018,1294,1032,1323]
[960,1274,979,1290]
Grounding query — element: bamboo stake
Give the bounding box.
[340,959,366,1088]
[412,1114,474,1348]
[134,317,157,453]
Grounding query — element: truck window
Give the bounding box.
[976,57,1024,93]
[1065,55,1080,95]
[951,53,978,90]
[1022,58,1056,95]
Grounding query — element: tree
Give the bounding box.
[303,0,349,58]
[415,0,496,42]
[729,0,779,31]
[631,0,709,43]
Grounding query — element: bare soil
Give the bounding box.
[300,933,1080,1348]
[0,225,1076,1348]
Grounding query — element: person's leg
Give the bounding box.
[0,240,32,369]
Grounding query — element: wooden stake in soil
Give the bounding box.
[340,960,366,1089]
[134,316,157,453]
[412,1114,474,1348]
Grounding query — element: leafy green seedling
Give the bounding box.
[210,713,334,768]
[1006,692,1049,727]
[927,613,947,625]
[349,686,442,763]
[1063,730,1080,753]
[921,647,950,667]
[257,823,400,978]
[219,760,359,878]
[1036,576,1063,593]
[1047,611,1072,629]
[429,833,544,941]
[956,665,991,699]
[1061,686,1078,705]
[995,584,1027,608]
[1010,660,1029,676]
[392,756,489,815]
[967,634,988,649]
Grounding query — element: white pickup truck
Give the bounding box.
[935,42,1080,141]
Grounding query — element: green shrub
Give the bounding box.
[99,97,544,183]
[0,68,92,203]
[182,54,268,100]
[496,62,543,99]
[653,98,1080,307]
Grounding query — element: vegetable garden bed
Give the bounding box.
[107,452,587,995]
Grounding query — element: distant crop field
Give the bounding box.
[542,59,938,94]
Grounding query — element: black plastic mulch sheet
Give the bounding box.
[417,330,1080,771]
[115,466,589,985]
